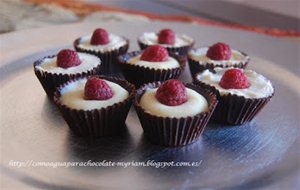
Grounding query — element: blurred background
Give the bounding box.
[0,0,299,36]
[86,0,300,30]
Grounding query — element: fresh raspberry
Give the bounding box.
[155,79,188,106]
[84,76,113,100]
[219,69,250,89]
[206,42,232,60]
[90,28,109,45]
[57,49,81,68]
[158,28,176,45]
[140,45,169,62]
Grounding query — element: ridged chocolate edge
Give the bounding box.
[117,51,186,88]
[137,39,195,56]
[74,37,129,75]
[33,55,102,100]
[134,81,218,146]
[53,76,136,137]
[187,48,250,79]
[193,78,274,125]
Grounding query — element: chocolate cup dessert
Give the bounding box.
[188,48,249,79]
[53,76,136,137]
[138,39,195,56]
[134,81,218,147]
[118,51,186,88]
[74,37,129,75]
[34,55,101,100]
[193,77,274,125]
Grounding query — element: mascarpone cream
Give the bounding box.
[77,34,127,51]
[140,87,208,118]
[127,55,180,70]
[189,47,249,65]
[139,32,193,47]
[60,79,129,110]
[196,68,274,98]
[36,53,100,74]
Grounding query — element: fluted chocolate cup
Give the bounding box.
[53,76,136,137]
[74,37,129,75]
[34,55,101,100]
[193,78,274,125]
[134,81,218,147]
[188,48,249,79]
[138,39,195,56]
[118,51,186,88]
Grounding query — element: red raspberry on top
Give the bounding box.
[57,49,81,68]
[158,28,176,45]
[206,42,232,60]
[90,28,110,45]
[140,45,169,62]
[84,76,113,100]
[219,68,250,89]
[155,79,188,106]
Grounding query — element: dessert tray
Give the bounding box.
[1,21,299,189]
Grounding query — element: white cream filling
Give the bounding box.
[196,68,274,99]
[140,87,208,118]
[138,32,193,47]
[188,47,249,65]
[60,79,129,110]
[77,34,127,51]
[35,53,100,74]
[127,55,180,70]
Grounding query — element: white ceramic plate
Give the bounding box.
[1,21,299,189]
